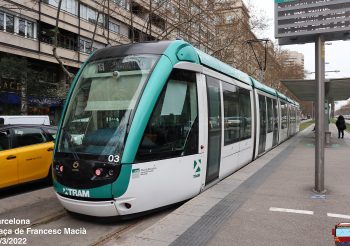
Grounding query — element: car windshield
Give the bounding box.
[57,54,159,157]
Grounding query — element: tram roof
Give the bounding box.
[250,78,277,96]
[88,40,253,86]
[86,40,298,107]
[194,49,252,85]
[88,41,175,62]
[276,91,289,102]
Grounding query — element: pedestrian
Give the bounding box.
[336,115,346,139]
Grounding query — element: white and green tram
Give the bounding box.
[53,40,300,217]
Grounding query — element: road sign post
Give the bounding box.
[275,0,350,193]
[315,35,326,193]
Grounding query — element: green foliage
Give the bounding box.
[0,56,31,80]
[0,55,66,99]
[300,120,315,131]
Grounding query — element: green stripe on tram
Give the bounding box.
[53,180,112,198]
[113,40,200,197]
[53,53,95,153]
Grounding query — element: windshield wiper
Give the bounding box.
[59,126,80,160]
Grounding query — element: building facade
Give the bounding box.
[283,50,304,68]
[0,0,283,123]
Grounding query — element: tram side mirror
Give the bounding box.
[113,71,120,79]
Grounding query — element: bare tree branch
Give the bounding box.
[52,0,74,80]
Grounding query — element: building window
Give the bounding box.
[5,13,14,33]
[18,18,25,36]
[17,18,35,38]
[79,37,92,54]
[40,23,76,50]
[79,38,104,53]
[44,0,78,15]
[109,19,120,34]
[27,21,34,38]
[111,0,128,10]
[0,11,4,30]
[63,0,77,15]
[80,4,104,26]
[0,10,36,38]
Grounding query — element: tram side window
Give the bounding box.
[291,107,296,131]
[281,102,287,129]
[239,88,251,140]
[293,108,297,123]
[136,69,198,162]
[259,95,267,134]
[267,98,273,133]
[297,110,301,124]
[273,99,278,129]
[287,105,291,129]
[223,82,239,145]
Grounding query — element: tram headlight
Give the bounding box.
[93,165,117,179]
[54,162,64,174]
[95,168,103,177]
[108,169,114,176]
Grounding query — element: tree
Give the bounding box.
[52,0,74,81]
[0,55,68,115]
[0,57,31,115]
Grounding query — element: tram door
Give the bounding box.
[205,76,222,185]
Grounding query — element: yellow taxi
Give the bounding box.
[0,125,57,189]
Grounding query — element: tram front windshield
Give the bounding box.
[57,55,159,157]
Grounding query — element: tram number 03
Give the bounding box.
[108,155,120,163]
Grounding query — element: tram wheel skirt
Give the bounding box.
[56,193,119,217]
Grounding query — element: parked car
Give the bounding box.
[0,115,50,125]
[0,124,57,189]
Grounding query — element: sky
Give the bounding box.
[243,0,350,108]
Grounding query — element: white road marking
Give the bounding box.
[269,207,314,215]
[327,213,350,220]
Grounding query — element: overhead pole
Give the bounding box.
[314,35,326,193]
[246,39,269,82]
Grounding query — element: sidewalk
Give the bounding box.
[111,124,350,246]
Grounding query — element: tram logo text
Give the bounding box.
[63,188,90,198]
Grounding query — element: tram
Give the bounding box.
[52,40,300,217]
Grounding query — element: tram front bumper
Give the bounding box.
[56,193,119,217]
